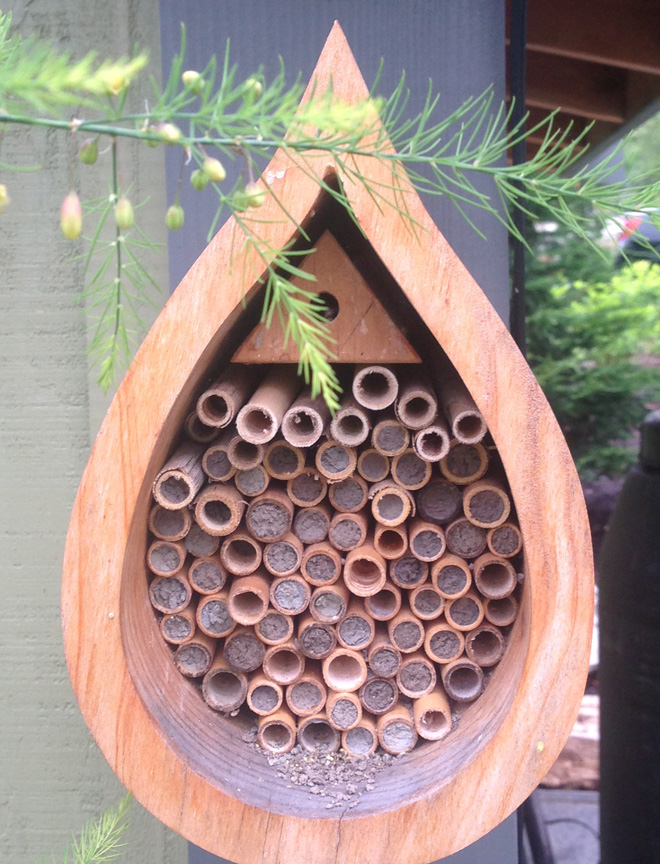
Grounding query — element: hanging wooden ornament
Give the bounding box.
[62,22,593,864]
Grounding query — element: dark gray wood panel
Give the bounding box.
[159,0,509,324]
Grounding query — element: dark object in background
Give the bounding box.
[599,409,660,864]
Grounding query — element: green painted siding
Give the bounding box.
[0,2,185,861]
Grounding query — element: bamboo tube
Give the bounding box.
[336,598,375,650]
[322,648,368,693]
[357,448,390,483]
[258,708,297,754]
[147,539,187,577]
[395,374,439,430]
[330,396,371,447]
[220,532,263,576]
[423,622,465,664]
[292,501,331,545]
[343,545,387,597]
[228,572,270,625]
[285,665,327,717]
[197,366,258,429]
[437,371,487,444]
[223,626,265,672]
[445,517,488,558]
[160,602,197,645]
[359,675,399,715]
[263,533,303,577]
[371,412,409,456]
[373,523,408,560]
[184,410,219,444]
[174,630,216,678]
[202,428,237,482]
[352,364,399,410]
[234,466,270,498]
[484,595,519,627]
[388,606,425,654]
[326,691,362,731]
[227,435,264,470]
[342,714,378,756]
[184,523,220,558]
[328,474,368,513]
[256,609,294,646]
[431,554,472,599]
[315,440,357,482]
[148,504,192,542]
[445,591,485,631]
[377,704,418,755]
[247,673,284,716]
[246,488,294,542]
[300,542,341,586]
[310,581,350,625]
[473,553,517,599]
[188,554,227,595]
[281,390,330,448]
[391,449,432,491]
[153,440,205,509]
[263,439,305,480]
[416,479,463,525]
[487,522,523,558]
[413,686,453,741]
[202,655,248,712]
[196,591,236,638]
[441,657,485,702]
[195,483,246,537]
[263,640,305,685]
[328,510,368,552]
[440,440,489,485]
[287,467,327,507]
[396,650,437,698]
[408,518,445,562]
[364,581,402,622]
[298,712,340,755]
[409,584,445,621]
[463,478,511,529]
[236,366,300,444]
[369,480,415,527]
[270,574,311,616]
[297,614,337,660]
[367,625,402,678]
[389,555,429,590]
[413,423,451,463]
[465,623,507,667]
[149,574,192,614]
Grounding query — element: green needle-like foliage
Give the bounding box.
[52,794,131,864]
[1,10,659,402]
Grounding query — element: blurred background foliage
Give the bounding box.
[525,118,660,479]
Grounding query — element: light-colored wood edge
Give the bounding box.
[62,21,593,864]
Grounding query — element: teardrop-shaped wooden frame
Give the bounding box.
[62,23,593,864]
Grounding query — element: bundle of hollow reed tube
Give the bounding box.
[147,363,522,758]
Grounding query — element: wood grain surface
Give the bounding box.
[62,22,594,864]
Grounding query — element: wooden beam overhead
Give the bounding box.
[524,50,627,123]
[525,0,660,76]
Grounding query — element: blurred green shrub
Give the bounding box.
[526,260,660,478]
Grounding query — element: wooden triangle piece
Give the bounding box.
[232,230,421,363]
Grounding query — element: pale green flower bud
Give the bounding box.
[114,196,134,230]
[202,157,227,184]
[60,191,83,240]
[165,203,185,231]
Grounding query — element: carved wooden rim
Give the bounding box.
[62,24,593,864]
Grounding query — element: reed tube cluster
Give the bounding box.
[147,362,523,756]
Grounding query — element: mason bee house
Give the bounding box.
[62,25,593,864]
